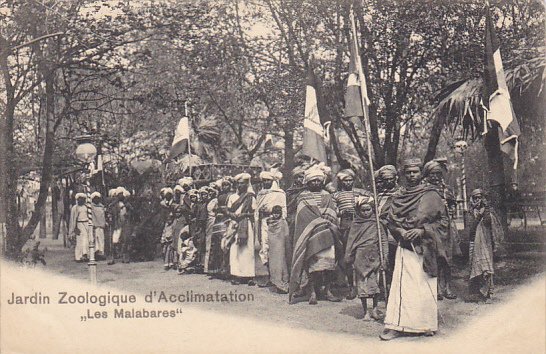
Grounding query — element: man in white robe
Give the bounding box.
[69,193,90,261]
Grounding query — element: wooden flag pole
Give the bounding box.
[185,101,192,176]
[350,8,389,301]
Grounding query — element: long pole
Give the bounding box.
[350,9,388,301]
[460,151,468,229]
[185,101,193,176]
[83,165,97,285]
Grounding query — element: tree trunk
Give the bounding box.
[283,127,295,187]
[484,122,507,229]
[2,100,22,256]
[424,112,447,163]
[52,185,60,240]
[20,71,56,242]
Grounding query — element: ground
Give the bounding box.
[29,227,546,339]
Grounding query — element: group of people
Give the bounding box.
[68,158,505,340]
[68,186,136,264]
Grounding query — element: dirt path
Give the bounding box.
[39,240,545,339]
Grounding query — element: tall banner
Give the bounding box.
[484,6,521,169]
[169,116,190,161]
[302,64,328,163]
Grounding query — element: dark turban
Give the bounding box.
[422,160,444,177]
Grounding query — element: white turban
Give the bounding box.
[177,177,194,187]
[108,188,117,197]
[90,192,101,199]
[355,195,374,209]
[304,166,326,184]
[337,169,355,181]
[115,187,130,197]
[261,170,282,179]
[75,192,87,200]
[259,171,274,180]
[174,185,184,193]
[315,162,331,175]
[234,173,252,182]
[162,187,173,196]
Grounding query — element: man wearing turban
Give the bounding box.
[107,187,134,265]
[375,164,400,284]
[423,159,462,300]
[205,177,234,278]
[286,165,308,261]
[255,170,289,292]
[289,165,342,305]
[69,193,91,262]
[226,173,258,284]
[380,158,447,340]
[90,192,106,259]
[333,168,369,299]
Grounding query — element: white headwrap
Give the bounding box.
[177,177,194,187]
[337,169,355,181]
[355,195,374,209]
[259,171,274,180]
[90,192,101,199]
[234,173,252,182]
[261,170,283,190]
[115,187,130,197]
[174,185,184,193]
[75,192,87,200]
[234,173,254,193]
[304,166,326,184]
[162,187,173,196]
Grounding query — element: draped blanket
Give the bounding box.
[387,184,448,277]
[266,218,290,292]
[229,191,255,245]
[289,192,341,301]
[345,214,388,280]
[470,210,504,279]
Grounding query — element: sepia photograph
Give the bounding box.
[0,0,545,353]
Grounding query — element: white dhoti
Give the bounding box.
[230,219,256,277]
[74,222,91,261]
[384,246,438,333]
[95,227,105,255]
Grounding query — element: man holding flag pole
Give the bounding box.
[345,5,389,308]
[347,7,445,340]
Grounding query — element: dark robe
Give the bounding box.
[386,184,448,277]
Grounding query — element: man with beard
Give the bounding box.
[227,173,257,285]
[422,160,462,300]
[380,158,447,341]
[333,168,369,299]
[289,165,342,305]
